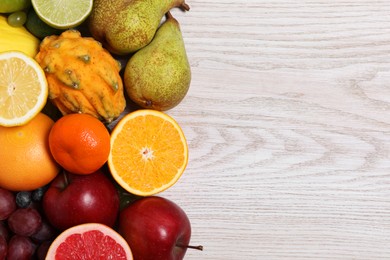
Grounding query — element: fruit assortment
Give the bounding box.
[0,0,202,259]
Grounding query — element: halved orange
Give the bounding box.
[108,109,188,196]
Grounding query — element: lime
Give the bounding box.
[25,8,63,39]
[0,0,31,14]
[31,0,92,29]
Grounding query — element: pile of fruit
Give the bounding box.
[0,0,202,259]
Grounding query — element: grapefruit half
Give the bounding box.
[46,223,133,259]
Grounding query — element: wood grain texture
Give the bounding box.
[162,1,390,259]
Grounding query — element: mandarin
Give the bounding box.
[0,113,59,191]
[48,113,110,175]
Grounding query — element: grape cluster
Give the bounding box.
[0,187,58,259]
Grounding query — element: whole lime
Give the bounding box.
[0,0,31,13]
[25,8,63,39]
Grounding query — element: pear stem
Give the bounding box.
[166,11,173,20]
[181,2,190,11]
[177,244,204,251]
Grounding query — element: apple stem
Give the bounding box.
[63,171,69,187]
[178,244,203,251]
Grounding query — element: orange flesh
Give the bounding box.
[109,111,188,195]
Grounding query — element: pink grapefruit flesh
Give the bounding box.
[46,223,133,259]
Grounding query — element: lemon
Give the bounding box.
[31,0,93,29]
[0,51,48,126]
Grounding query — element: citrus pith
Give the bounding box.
[108,109,188,196]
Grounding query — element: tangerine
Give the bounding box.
[0,113,59,191]
[48,113,110,175]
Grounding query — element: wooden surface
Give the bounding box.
[163,1,390,259]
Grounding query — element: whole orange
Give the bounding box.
[48,113,110,175]
[0,113,60,191]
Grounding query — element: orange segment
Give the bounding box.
[108,109,188,196]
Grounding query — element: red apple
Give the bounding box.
[43,170,119,231]
[119,196,202,260]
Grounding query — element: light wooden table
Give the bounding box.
[164,1,390,259]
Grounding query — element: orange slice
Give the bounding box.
[108,109,188,196]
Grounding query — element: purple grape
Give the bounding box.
[7,235,35,260]
[0,221,9,241]
[0,236,7,259]
[30,219,58,243]
[36,240,51,260]
[0,188,16,220]
[7,208,42,236]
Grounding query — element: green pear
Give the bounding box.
[124,12,191,111]
[88,0,189,55]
